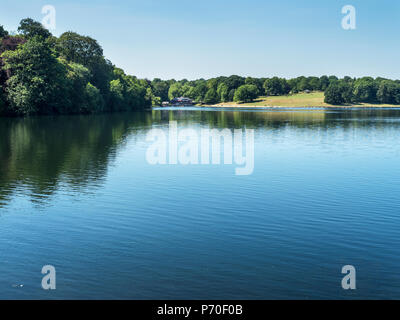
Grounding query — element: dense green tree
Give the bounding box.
[297,77,310,91]
[328,75,339,83]
[206,78,219,91]
[81,82,104,113]
[57,32,103,66]
[264,77,289,96]
[190,80,208,102]
[341,82,354,103]
[377,80,400,104]
[168,83,183,100]
[0,25,8,38]
[308,77,321,91]
[264,77,280,96]
[56,31,112,95]
[125,82,150,108]
[228,89,236,102]
[109,79,125,111]
[146,87,161,106]
[204,88,219,104]
[233,85,258,103]
[319,76,330,91]
[324,83,344,105]
[343,76,354,83]
[225,75,245,92]
[245,77,264,95]
[181,83,193,97]
[2,36,70,114]
[108,70,150,110]
[90,57,113,97]
[288,78,299,93]
[18,18,52,39]
[0,90,5,114]
[63,61,91,113]
[0,18,153,115]
[324,81,353,105]
[151,78,169,102]
[280,78,290,94]
[353,77,377,103]
[217,83,229,102]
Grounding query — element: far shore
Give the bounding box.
[195,92,400,109]
[201,104,400,109]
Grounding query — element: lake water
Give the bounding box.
[1,108,400,299]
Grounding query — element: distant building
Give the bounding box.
[170,97,194,106]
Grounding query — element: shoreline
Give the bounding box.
[190,92,400,109]
[198,103,400,109]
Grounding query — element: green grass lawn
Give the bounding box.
[211,91,400,108]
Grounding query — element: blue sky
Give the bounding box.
[1,0,399,80]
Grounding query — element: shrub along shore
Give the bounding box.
[1,19,400,117]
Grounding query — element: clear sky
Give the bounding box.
[1,0,399,80]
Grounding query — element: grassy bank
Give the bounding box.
[207,91,400,108]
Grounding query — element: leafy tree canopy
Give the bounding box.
[234,84,258,103]
[18,18,52,39]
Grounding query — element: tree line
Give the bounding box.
[0,18,155,116]
[324,77,400,105]
[158,75,400,105]
[1,19,399,116]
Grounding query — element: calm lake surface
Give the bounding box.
[1,107,400,299]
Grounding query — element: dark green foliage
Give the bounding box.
[57,32,103,66]
[324,83,345,105]
[323,77,400,105]
[297,77,310,91]
[159,73,400,106]
[377,80,400,104]
[108,69,150,111]
[56,32,113,97]
[81,82,105,113]
[353,77,377,103]
[233,85,258,103]
[0,90,5,114]
[217,83,229,102]
[64,62,91,113]
[0,25,8,38]
[308,77,321,91]
[225,75,245,92]
[204,88,219,104]
[264,77,290,96]
[18,18,52,39]
[319,76,330,91]
[324,81,353,105]
[245,77,264,95]
[0,19,151,116]
[151,78,169,102]
[2,36,70,114]
[64,62,106,114]
[168,82,183,100]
